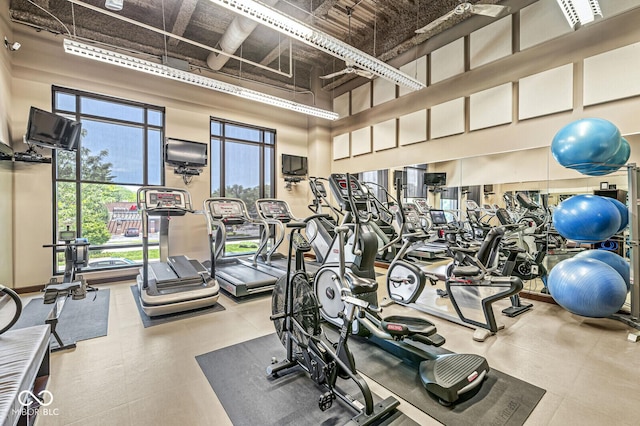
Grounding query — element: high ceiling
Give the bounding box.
[9,0,513,95]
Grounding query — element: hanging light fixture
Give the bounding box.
[556,0,602,29]
[104,0,123,11]
[63,39,338,120]
[206,0,426,91]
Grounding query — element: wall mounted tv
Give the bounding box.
[282,154,308,176]
[424,172,446,187]
[25,107,81,152]
[165,138,208,167]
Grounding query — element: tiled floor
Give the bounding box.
[30,276,640,426]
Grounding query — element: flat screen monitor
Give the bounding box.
[424,172,446,187]
[430,209,448,225]
[25,107,81,151]
[165,138,208,167]
[282,154,308,176]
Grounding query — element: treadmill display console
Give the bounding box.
[257,200,292,221]
[210,200,244,217]
[148,191,184,208]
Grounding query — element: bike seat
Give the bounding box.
[345,273,378,295]
[381,315,437,337]
[43,281,82,304]
[451,265,481,277]
[45,281,81,293]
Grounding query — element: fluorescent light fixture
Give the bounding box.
[63,39,338,121]
[207,0,426,91]
[556,0,602,29]
[105,0,123,11]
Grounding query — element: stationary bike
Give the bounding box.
[42,226,95,351]
[267,221,400,424]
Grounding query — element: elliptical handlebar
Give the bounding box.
[345,173,370,257]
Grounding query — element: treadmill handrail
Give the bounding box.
[254,198,297,265]
[203,197,269,262]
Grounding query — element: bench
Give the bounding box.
[0,325,51,426]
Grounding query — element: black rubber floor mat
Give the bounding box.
[196,333,418,426]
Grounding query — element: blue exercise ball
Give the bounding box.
[551,118,621,169]
[574,249,630,291]
[552,194,621,243]
[548,257,628,318]
[607,198,629,232]
[583,137,631,176]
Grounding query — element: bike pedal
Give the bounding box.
[318,392,335,411]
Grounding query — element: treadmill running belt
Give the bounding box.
[169,255,201,279]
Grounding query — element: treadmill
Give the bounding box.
[204,198,281,297]
[136,187,220,317]
[254,199,321,275]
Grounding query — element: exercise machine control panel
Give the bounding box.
[413,198,429,215]
[310,179,328,198]
[429,209,448,226]
[403,203,422,230]
[256,199,293,223]
[138,187,192,216]
[148,192,184,208]
[328,173,368,212]
[206,198,247,225]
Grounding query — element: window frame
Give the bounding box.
[210,117,276,253]
[51,86,166,273]
[210,116,276,202]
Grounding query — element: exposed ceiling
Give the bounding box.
[9,0,513,97]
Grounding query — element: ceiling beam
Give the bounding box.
[168,0,199,47]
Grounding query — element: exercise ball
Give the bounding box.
[552,195,621,243]
[574,249,630,291]
[551,118,621,169]
[607,198,629,232]
[583,137,631,176]
[548,258,628,317]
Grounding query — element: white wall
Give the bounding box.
[329,6,640,185]
[0,0,13,287]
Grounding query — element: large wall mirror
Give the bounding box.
[353,133,640,305]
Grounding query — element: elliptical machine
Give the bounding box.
[42,226,94,351]
[313,173,489,405]
[267,221,399,424]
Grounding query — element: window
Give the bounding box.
[404,165,427,198]
[358,170,389,203]
[210,118,275,255]
[440,187,459,211]
[52,87,165,272]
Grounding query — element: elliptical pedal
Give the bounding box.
[419,353,489,405]
[318,391,335,411]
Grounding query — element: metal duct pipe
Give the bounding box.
[207,0,279,71]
